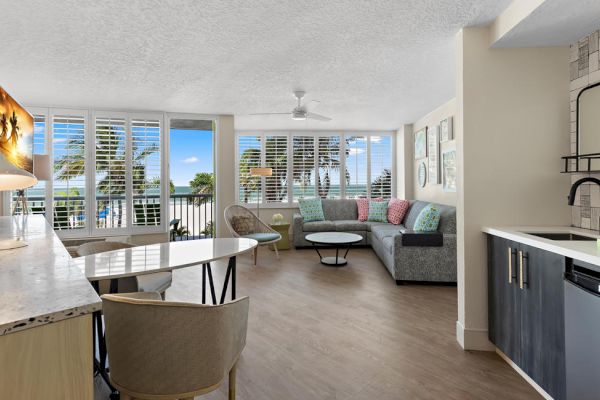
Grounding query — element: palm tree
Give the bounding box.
[189,172,214,206]
[54,123,158,227]
[371,169,391,198]
[238,148,261,203]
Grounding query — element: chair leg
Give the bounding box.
[253,247,258,265]
[160,291,166,300]
[273,243,280,259]
[229,362,237,400]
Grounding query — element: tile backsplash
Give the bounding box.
[570,29,600,230]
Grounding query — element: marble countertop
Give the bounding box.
[0,215,101,336]
[71,238,258,281]
[482,226,600,267]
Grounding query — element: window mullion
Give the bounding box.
[367,136,372,198]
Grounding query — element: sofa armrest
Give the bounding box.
[292,213,305,238]
[397,228,443,247]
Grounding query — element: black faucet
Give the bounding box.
[567,177,600,205]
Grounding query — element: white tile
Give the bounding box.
[571,74,590,91]
[590,69,600,85]
[570,44,579,62]
[582,217,591,229]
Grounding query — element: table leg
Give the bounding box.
[205,263,218,305]
[202,263,206,304]
[343,244,352,258]
[231,256,236,301]
[90,280,118,397]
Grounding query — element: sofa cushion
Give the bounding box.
[368,200,389,222]
[303,220,336,232]
[403,201,429,230]
[231,215,254,235]
[242,232,281,242]
[382,236,395,254]
[299,198,325,222]
[371,224,403,241]
[334,220,368,231]
[387,198,410,225]
[356,198,370,221]
[365,221,390,231]
[413,204,441,232]
[321,199,358,221]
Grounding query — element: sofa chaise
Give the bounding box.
[293,199,456,284]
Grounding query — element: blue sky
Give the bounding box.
[169,128,213,186]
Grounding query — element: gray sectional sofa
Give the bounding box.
[293,199,457,284]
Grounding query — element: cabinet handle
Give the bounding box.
[508,247,513,284]
[522,252,529,288]
[519,250,524,289]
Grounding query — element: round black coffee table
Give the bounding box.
[305,232,363,266]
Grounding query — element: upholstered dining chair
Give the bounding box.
[224,204,281,265]
[101,292,249,400]
[76,241,172,299]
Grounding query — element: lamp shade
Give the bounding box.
[33,154,51,181]
[250,167,273,177]
[0,153,37,190]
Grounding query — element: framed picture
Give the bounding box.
[427,125,440,184]
[417,161,427,188]
[442,149,457,192]
[414,127,427,159]
[440,116,453,142]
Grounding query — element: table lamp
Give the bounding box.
[249,167,272,219]
[13,154,51,215]
[0,152,38,249]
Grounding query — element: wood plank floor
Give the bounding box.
[95,246,540,400]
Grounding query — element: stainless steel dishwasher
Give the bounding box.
[565,260,600,400]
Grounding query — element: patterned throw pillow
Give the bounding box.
[298,198,325,222]
[357,197,384,221]
[413,204,441,232]
[231,216,254,235]
[368,200,389,222]
[387,198,410,225]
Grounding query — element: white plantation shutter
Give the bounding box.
[94,117,127,229]
[237,135,261,204]
[131,118,162,227]
[370,135,392,198]
[317,136,341,199]
[345,135,368,199]
[292,136,315,201]
[52,115,86,230]
[264,135,288,203]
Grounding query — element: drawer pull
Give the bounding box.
[508,247,513,284]
[519,250,524,289]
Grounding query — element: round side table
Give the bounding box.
[269,223,290,250]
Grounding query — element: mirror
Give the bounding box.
[578,83,600,170]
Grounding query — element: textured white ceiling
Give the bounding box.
[2,0,511,130]
[494,0,600,47]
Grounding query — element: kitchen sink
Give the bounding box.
[525,232,596,241]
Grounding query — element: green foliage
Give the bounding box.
[190,172,214,194]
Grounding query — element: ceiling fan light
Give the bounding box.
[292,110,306,120]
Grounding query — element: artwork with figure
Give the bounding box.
[0,87,33,173]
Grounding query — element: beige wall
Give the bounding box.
[456,27,571,350]
[396,124,413,200]
[412,98,457,206]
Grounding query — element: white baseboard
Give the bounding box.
[496,348,553,400]
[456,320,495,351]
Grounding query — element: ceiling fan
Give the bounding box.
[249,91,332,121]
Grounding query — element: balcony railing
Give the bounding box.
[12,193,214,241]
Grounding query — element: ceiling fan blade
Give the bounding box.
[248,112,292,116]
[306,112,332,121]
[305,100,321,112]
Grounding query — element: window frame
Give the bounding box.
[235,130,396,208]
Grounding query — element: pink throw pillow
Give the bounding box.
[357,197,384,221]
[387,198,410,225]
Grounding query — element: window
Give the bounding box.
[131,118,162,227]
[292,136,315,202]
[345,136,368,199]
[237,135,261,204]
[264,135,288,203]
[370,136,392,198]
[52,114,87,231]
[94,116,126,229]
[236,131,394,205]
[11,114,47,215]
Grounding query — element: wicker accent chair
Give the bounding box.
[76,241,172,299]
[224,204,281,265]
[101,292,249,400]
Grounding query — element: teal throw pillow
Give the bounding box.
[298,198,325,222]
[413,204,441,232]
[367,200,389,222]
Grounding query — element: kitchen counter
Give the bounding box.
[0,215,101,336]
[483,225,600,268]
